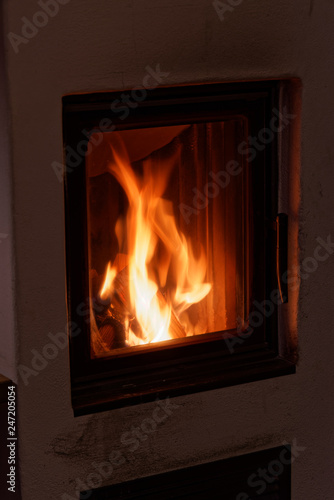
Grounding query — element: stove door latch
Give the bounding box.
[276,213,288,304]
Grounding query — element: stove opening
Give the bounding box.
[63,80,297,415]
[87,121,250,357]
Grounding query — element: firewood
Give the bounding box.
[99,315,127,349]
[93,295,128,349]
[111,265,186,340]
[94,262,187,345]
[156,289,186,339]
[112,265,132,316]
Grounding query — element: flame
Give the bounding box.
[99,261,117,300]
[98,140,212,347]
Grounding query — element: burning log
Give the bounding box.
[156,290,186,339]
[93,296,128,349]
[112,265,186,340]
[95,264,186,346]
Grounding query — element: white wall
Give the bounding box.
[2,0,334,498]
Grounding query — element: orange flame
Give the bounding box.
[99,261,117,300]
[99,140,211,346]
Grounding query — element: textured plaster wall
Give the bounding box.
[1,0,334,498]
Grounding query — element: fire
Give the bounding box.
[97,138,212,347]
[100,262,117,300]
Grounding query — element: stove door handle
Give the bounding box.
[276,213,288,304]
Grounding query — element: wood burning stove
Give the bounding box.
[63,80,296,416]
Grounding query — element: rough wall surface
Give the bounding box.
[1,0,334,498]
